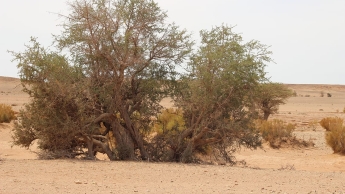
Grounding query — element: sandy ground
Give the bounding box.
[1,76,345,193]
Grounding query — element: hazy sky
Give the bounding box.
[1,0,344,84]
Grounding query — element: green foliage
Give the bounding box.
[256,83,294,120]
[173,25,268,163]
[147,108,186,162]
[11,0,274,163]
[152,108,185,134]
[0,104,16,123]
[11,40,92,155]
[325,122,345,154]
[11,0,192,160]
[319,117,343,131]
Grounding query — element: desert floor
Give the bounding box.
[1,76,345,193]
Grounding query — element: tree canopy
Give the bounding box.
[11,0,281,163]
[255,83,293,120]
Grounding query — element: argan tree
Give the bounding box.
[12,0,192,160]
[256,83,293,120]
[169,25,273,163]
[12,0,275,163]
[11,39,100,158]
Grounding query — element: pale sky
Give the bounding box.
[1,0,344,84]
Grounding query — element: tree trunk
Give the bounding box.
[91,137,116,160]
[110,119,135,160]
[119,107,149,160]
[86,136,95,159]
[263,111,270,120]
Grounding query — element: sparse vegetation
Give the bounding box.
[308,120,319,131]
[319,117,343,131]
[257,119,295,148]
[257,119,314,148]
[327,93,332,97]
[10,0,280,163]
[323,117,345,154]
[278,164,295,171]
[255,83,294,120]
[320,91,324,97]
[0,103,16,123]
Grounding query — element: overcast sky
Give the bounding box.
[1,0,344,84]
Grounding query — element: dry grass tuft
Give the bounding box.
[0,103,16,123]
[322,117,345,154]
[319,117,343,131]
[257,119,314,148]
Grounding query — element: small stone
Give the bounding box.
[74,180,82,184]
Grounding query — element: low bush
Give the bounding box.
[147,108,187,162]
[319,117,343,131]
[151,108,185,134]
[0,103,16,123]
[257,119,314,148]
[324,121,345,154]
[320,91,324,97]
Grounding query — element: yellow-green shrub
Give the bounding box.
[147,108,186,161]
[0,104,16,123]
[256,119,296,148]
[319,117,343,131]
[152,108,185,134]
[257,120,314,148]
[325,122,345,154]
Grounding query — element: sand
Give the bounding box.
[1,76,345,193]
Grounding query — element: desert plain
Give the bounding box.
[1,76,345,193]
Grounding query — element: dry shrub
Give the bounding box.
[36,150,82,160]
[319,117,343,131]
[325,123,345,154]
[146,108,186,162]
[0,103,16,123]
[257,119,314,148]
[321,117,345,154]
[257,119,294,148]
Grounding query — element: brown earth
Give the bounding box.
[1,76,345,193]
